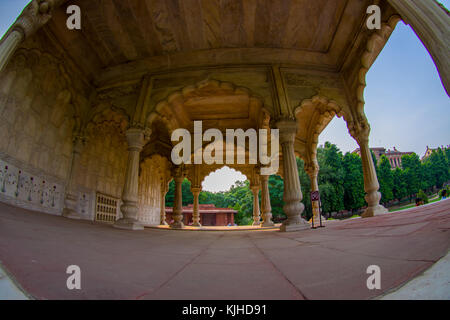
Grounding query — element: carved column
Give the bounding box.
[114,128,146,230]
[0,31,23,73]
[387,0,450,95]
[191,187,202,227]
[260,174,274,227]
[276,119,309,232]
[349,120,388,218]
[0,0,61,73]
[160,180,168,225]
[305,163,321,227]
[250,184,261,226]
[62,135,85,219]
[171,167,184,229]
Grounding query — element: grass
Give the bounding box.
[389,195,441,212]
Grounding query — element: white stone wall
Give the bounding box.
[138,159,163,226]
[138,155,171,226]
[0,50,77,215]
[0,154,64,214]
[77,118,128,201]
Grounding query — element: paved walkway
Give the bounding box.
[0,199,449,299]
[380,250,450,300]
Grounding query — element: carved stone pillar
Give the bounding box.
[250,184,261,226]
[349,120,388,218]
[160,180,168,225]
[191,187,202,227]
[171,167,184,229]
[0,31,23,73]
[114,128,146,230]
[276,119,309,232]
[0,0,62,73]
[260,174,274,227]
[305,163,322,227]
[62,135,85,220]
[387,0,450,95]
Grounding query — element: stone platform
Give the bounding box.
[0,199,449,300]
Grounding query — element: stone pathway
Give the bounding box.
[0,263,29,300]
[380,250,450,300]
[0,199,449,299]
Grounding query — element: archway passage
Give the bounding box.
[0,0,448,233]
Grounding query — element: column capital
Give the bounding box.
[12,0,61,39]
[348,119,370,145]
[276,119,297,144]
[173,166,185,182]
[125,127,147,151]
[190,186,202,194]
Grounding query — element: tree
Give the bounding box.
[426,148,449,188]
[378,155,394,204]
[317,142,345,214]
[392,167,408,200]
[402,153,421,198]
[342,152,365,210]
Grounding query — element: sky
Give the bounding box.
[1,1,449,192]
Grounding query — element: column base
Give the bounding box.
[62,208,82,220]
[261,220,275,227]
[170,221,184,229]
[252,220,261,226]
[361,205,389,218]
[160,221,168,226]
[280,220,310,232]
[113,218,144,230]
[192,222,202,227]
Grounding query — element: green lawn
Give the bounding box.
[389,196,441,213]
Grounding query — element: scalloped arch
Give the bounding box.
[146,78,271,135]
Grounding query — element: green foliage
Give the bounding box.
[402,153,422,197]
[392,168,408,200]
[425,148,449,188]
[317,142,345,214]
[378,155,394,204]
[439,185,450,199]
[417,189,429,204]
[342,152,365,210]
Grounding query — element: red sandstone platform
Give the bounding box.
[0,199,449,300]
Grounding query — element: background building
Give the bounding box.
[422,145,450,160]
[165,204,237,226]
[353,147,413,169]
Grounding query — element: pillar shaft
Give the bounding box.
[171,169,184,229]
[0,31,23,73]
[251,185,261,226]
[307,167,321,226]
[276,119,309,232]
[359,139,388,217]
[260,174,274,227]
[160,181,168,225]
[387,0,450,95]
[191,187,202,227]
[114,128,146,230]
[62,136,84,219]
